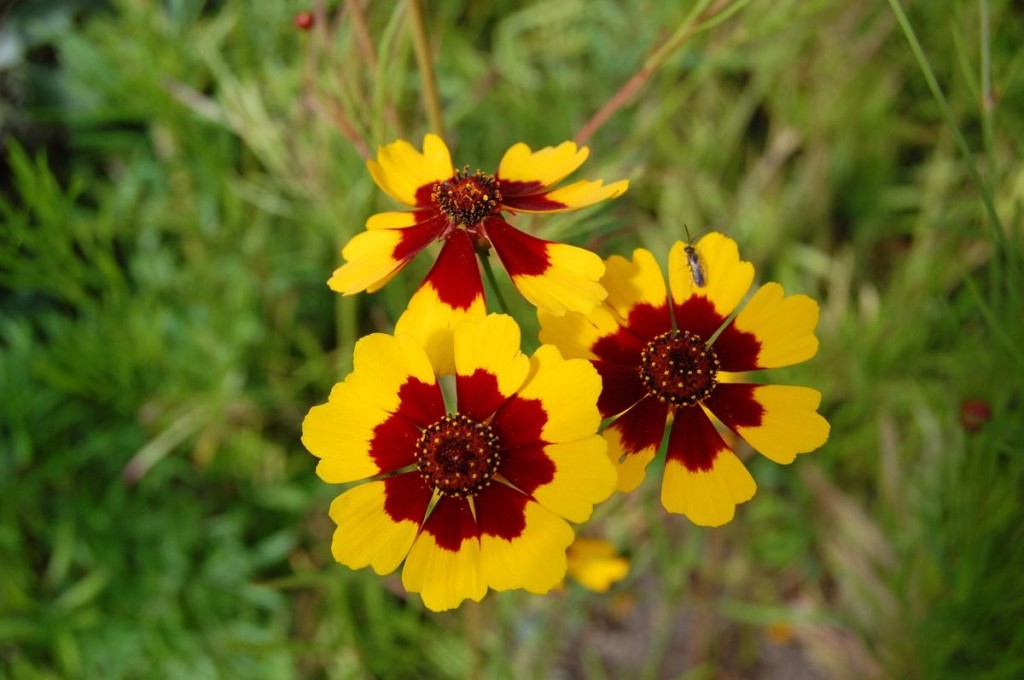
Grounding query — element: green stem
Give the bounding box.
[477,249,510,314]
[575,0,751,145]
[979,0,994,170]
[887,0,1005,247]
[642,0,716,72]
[406,0,445,137]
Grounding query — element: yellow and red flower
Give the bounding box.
[328,134,628,320]
[538,233,829,527]
[301,313,616,611]
[565,537,629,593]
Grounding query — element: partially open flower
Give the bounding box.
[565,537,629,592]
[302,314,616,611]
[539,233,829,526]
[329,134,628,320]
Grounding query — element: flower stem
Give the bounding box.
[575,0,750,145]
[406,0,445,138]
[477,249,510,314]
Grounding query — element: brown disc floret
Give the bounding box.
[432,168,503,229]
[638,330,720,407]
[415,413,502,497]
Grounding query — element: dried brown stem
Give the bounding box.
[346,0,379,71]
[305,94,371,160]
[575,0,732,146]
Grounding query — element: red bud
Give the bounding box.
[959,398,991,433]
[294,11,315,30]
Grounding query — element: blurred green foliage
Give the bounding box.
[1,0,1022,678]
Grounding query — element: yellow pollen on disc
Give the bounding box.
[638,330,720,407]
[414,412,502,498]
[431,167,504,230]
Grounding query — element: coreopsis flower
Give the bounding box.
[539,233,829,527]
[301,314,616,611]
[328,134,628,320]
[565,537,629,592]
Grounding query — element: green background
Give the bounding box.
[2,1,1022,678]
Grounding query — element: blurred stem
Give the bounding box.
[464,599,484,680]
[478,250,509,314]
[121,406,205,483]
[302,0,371,158]
[346,0,379,71]
[575,0,751,145]
[887,0,1006,248]
[347,0,401,135]
[335,224,358,375]
[979,0,994,167]
[407,0,445,137]
[336,294,358,376]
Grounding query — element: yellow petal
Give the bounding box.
[514,345,603,444]
[349,332,437,405]
[603,425,654,493]
[723,385,831,464]
[662,450,756,527]
[496,141,590,188]
[367,134,454,207]
[602,248,668,320]
[510,242,608,316]
[401,498,487,612]
[566,538,630,592]
[528,436,616,523]
[366,211,426,230]
[327,230,405,295]
[453,314,531,402]
[727,283,820,369]
[478,485,574,593]
[328,478,426,575]
[394,291,484,379]
[516,178,628,213]
[302,386,390,483]
[537,303,621,361]
[602,396,669,492]
[668,232,754,328]
[302,333,438,483]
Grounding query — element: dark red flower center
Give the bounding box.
[432,168,503,229]
[638,330,720,407]
[415,413,501,498]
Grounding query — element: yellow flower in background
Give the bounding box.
[565,537,629,592]
[301,314,616,612]
[539,233,829,527]
[328,134,628,319]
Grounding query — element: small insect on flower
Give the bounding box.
[683,226,705,288]
[539,232,830,527]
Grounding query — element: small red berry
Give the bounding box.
[294,11,315,30]
[959,398,991,433]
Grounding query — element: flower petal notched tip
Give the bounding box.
[716,282,821,371]
[486,218,608,316]
[709,384,830,465]
[478,484,575,594]
[496,140,591,192]
[660,405,757,525]
[661,451,757,527]
[368,134,455,207]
